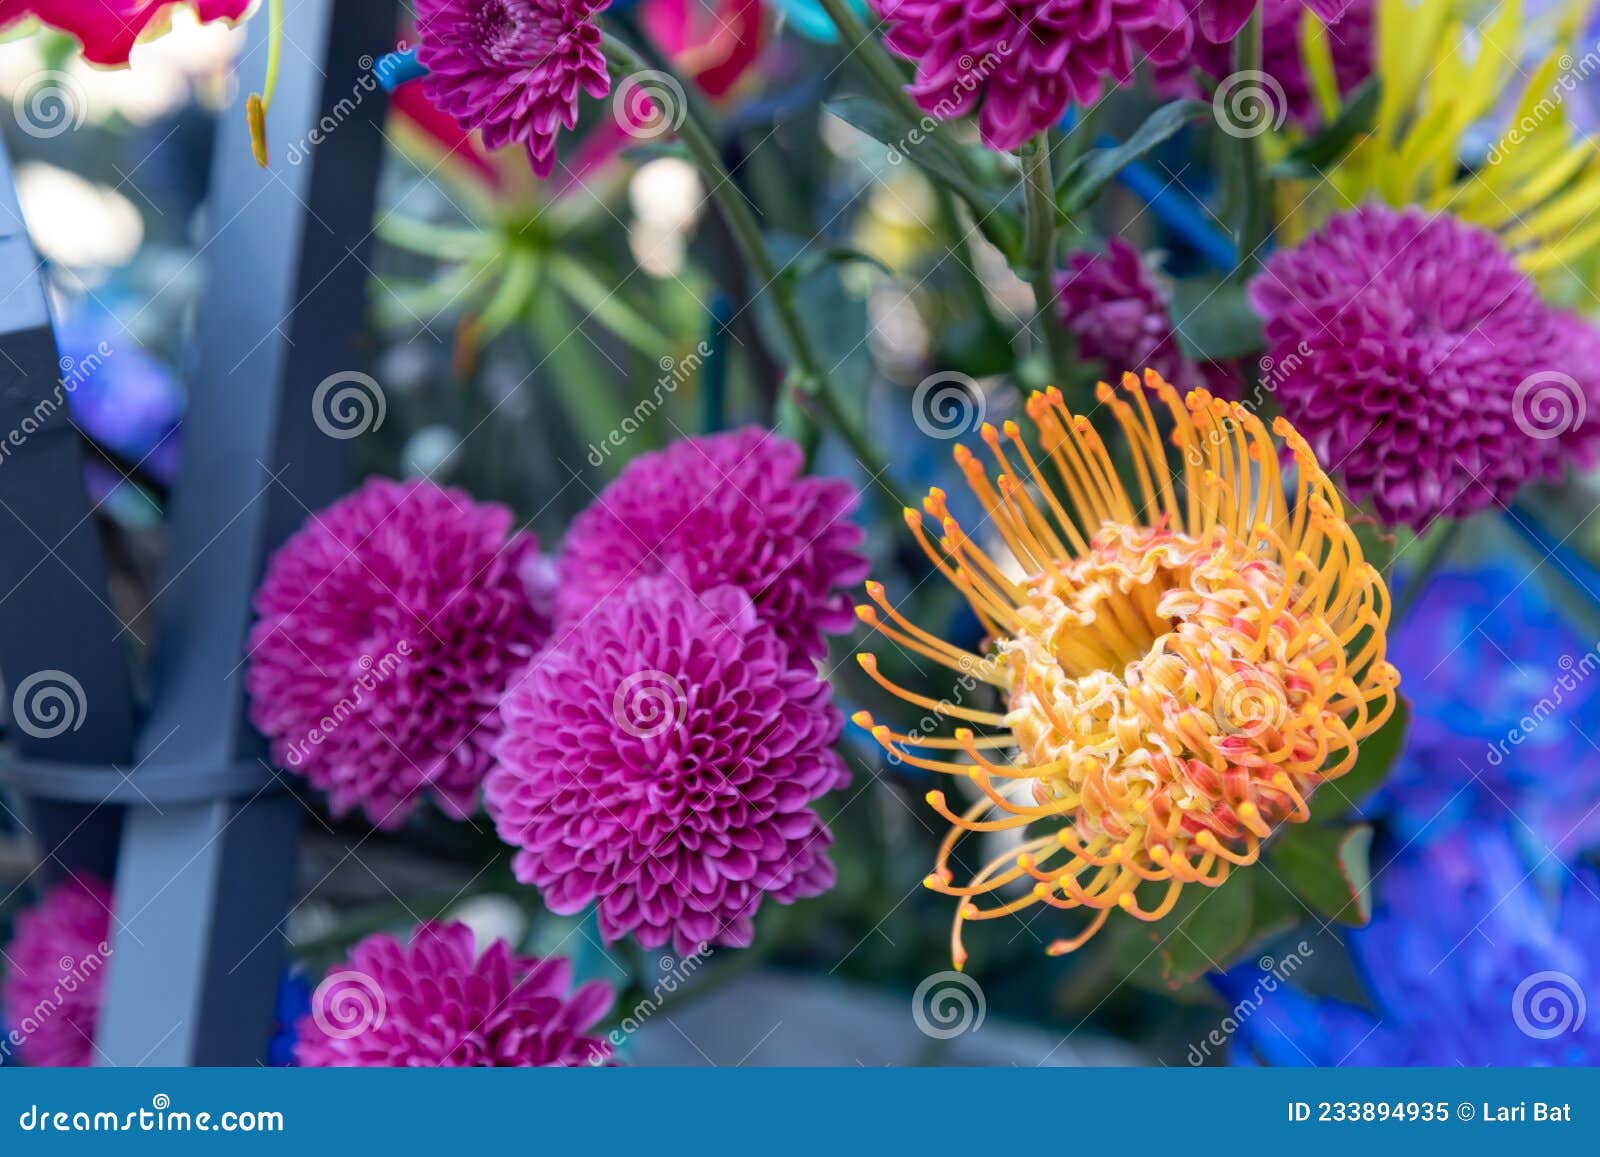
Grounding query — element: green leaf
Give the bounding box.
[1270,823,1375,926]
[785,244,896,284]
[1268,78,1381,180]
[823,95,993,207]
[1310,698,1410,822]
[1170,278,1265,361]
[1127,869,1256,990]
[1054,100,1209,217]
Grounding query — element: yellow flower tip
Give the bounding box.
[1032,882,1052,899]
[959,903,980,920]
[855,652,878,673]
[954,726,975,742]
[850,710,874,728]
[865,579,885,598]
[1238,802,1262,825]
[246,93,268,168]
[871,725,893,745]
[952,951,968,972]
[1141,367,1167,390]
[1095,380,1117,404]
[1045,386,1064,405]
[1117,892,1136,910]
[952,443,973,465]
[1002,419,1022,439]
[922,873,944,890]
[1044,942,1070,957]
[1016,852,1034,870]
[902,507,922,530]
[1149,844,1171,864]
[979,422,1000,445]
[1195,829,1221,852]
[854,605,876,624]
[1121,370,1141,391]
[925,790,946,808]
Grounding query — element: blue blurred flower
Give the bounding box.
[1219,825,1600,1065]
[1373,568,1600,860]
[267,970,312,1067]
[55,307,184,488]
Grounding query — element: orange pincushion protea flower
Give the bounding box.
[855,370,1400,967]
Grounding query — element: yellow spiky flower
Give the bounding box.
[854,371,1400,967]
[1285,0,1600,289]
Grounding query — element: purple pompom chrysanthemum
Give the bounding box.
[1249,205,1600,528]
[487,578,848,954]
[1156,0,1373,126]
[247,477,548,829]
[1056,238,1237,395]
[558,428,868,665]
[869,0,1347,152]
[415,0,611,178]
[2,877,113,1067]
[294,922,614,1067]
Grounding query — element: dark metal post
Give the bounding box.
[0,133,138,883]
[96,0,397,1066]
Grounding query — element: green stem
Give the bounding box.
[1391,519,1463,625]
[1231,7,1270,280]
[602,32,908,511]
[1021,133,1070,385]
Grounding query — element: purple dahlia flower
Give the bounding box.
[1056,238,1238,394]
[1156,0,1373,126]
[2,877,113,1068]
[487,578,848,954]
[869,0,1349,151]
[558,428,868,665]
[294,922,614,1067]
[1249,206,1600,528]
[415,0,611,178]
[247,477,548,829]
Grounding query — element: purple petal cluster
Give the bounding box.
[1056,238,1238,395]
[487,578,848,954]
[247,477,548,829]
[294,922,614,1067]
[415,0,611,178]
[869,0,1353,151]
[1249,206,1600,528]
[558,427,868,665]
[1156,0,1373,125]
[2,877,113,1068]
